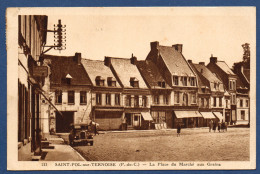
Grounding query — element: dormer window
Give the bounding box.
[66,74,72,85]
[96,76,105,86]
[173,76,179,85]
[158,81,166,88]
[182,77,187,86]
[107,77,116,87]
[190,77,195,86]
[130,77,139,88]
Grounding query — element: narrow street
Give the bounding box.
[65,128,250,161]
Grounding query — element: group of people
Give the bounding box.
[209,120,227,133]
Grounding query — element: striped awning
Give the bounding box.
[213,112,224,121]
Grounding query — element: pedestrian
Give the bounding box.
[221,120,225,132]
[225,122,228,132]
[213,121,216,133]
[177,123,181,137]
[209,120,213,132]
[218,122,221,132]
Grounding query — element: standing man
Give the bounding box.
[209,120,213,132]
[177,123,181,137]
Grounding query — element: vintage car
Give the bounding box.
[69,123,94,146]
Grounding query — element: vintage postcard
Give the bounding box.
[6,7,256,170]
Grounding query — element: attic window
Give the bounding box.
[107,77,116,87]
[130,77,139,88]
[66,74,72,85]
[158,81,166,88]
[96,76,105,86]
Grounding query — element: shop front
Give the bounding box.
[200,112,217,127]
[173,110,203,128]
[94,108,124,131]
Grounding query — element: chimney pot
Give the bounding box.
[150,41,159,50]
[172,44,183,53]
[104,57,112,67]
[187,59,192,63]
[210,55,217,64]
[131,54,137,65]
[74,52,81,65]
[199,62,205,65]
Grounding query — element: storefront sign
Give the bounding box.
[33,66,48,77]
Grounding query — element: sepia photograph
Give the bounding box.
[6,7,256,170]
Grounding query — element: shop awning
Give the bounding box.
[95,108,124,112]
[141,112,153,121]
[213,112,224,121]
[200,112,216,119]
[174,111,202,118]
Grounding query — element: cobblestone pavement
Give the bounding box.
[71,128,250,161]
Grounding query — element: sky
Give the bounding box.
[43,7,256,67]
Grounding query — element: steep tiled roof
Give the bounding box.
[158,46,195,76]
[216,61,235,75]
[81,59,121,88]
[45,55,92,86]
[137,60,171,89]
[193,64,222,84]
[189,63,209,93]
[110,58,148,88]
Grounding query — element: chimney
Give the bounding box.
[74,52,81,65]
[210,54,217,64]
[104,56,112,67]
[199,62,205,65]
[150,41,159,50]
[172,44,183,53]
[130,53,137,65]
[187,59,192,64]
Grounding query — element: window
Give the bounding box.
[115,94,120,105]
[183,77,187,86]
[134,96,139,107]
[219,97,222,107]
[232,94,236,105]
[240,99,243,107]
[125,95,131,106]
[201,98,204,107]
[213,97,216,107]
[163,95,168,104]
[96,93,102,105]
[96,76,105,86]
[68,91,75,104]
[134,115,139,121]
[130,77,139,88]
[80,91,87,104]
[107,77,116,87]
[233,81,236,90]
[174,92,180,104]
[173,76,179,85]
[192,94,196,104]
[205,98,209,107]
[55,90,62,104]
[226,99,228,108]
[246,100,249,107]
[142,96,147,107]
[190,77,195,86]
[241,110,245,120]
[229,81,232,90]
[154,95,159,104]
[214,83,217,89]
[106,94,111,105]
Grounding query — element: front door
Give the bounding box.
[56,111,74,133]
[133,114,141,127]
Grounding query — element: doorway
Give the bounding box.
[56,111,74,133]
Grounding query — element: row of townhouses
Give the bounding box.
[17,15,250,160]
